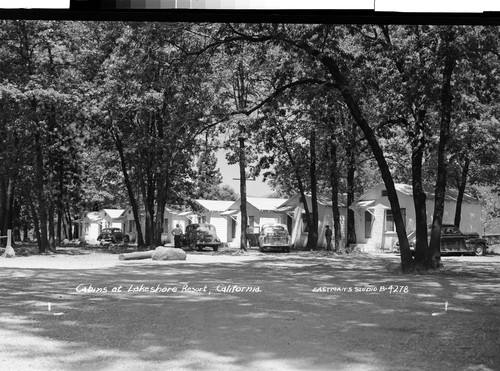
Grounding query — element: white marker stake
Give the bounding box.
[432,301,449,316]
[48,303,51,311]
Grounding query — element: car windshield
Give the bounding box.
[263,226,286,233]
[199,225,214,231]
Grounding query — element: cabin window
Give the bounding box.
[381,190,388,196]
[385,208,406,232]
[365,211,372,238]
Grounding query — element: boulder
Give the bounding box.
[151,246,187,261]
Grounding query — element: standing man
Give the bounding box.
[172,224,183,249]
[245,225,252,249]
[325,225,333,252]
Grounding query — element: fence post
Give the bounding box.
[2,229,15,258]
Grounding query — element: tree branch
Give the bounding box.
[231,78,334,117]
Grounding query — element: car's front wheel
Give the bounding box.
[474,244,486,256]
[123,235,130,243]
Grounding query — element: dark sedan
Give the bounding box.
[97,228,129,244]
[182,223,221,251]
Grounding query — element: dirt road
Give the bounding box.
[0,249,499,371]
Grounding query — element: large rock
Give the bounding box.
[151,246,187,261]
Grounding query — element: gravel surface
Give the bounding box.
[0,247,499,371]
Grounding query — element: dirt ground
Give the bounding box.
[0,246,499,371]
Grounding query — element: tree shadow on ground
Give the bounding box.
[0,252,498,371]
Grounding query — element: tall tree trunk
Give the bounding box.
[233,62,250,252]
[0,178,15,247]
[2,178,15,242]
[154,184,166,247]
[65,205,73,240]
[112,126,146,248]
[429,27,456,270]
[23,220,30,242]
[281,35,417,268]
[154,203,166,247]
[141,160,156,247]
[454,123,473,229]
[35,132,49,253]
[346,133,357,246]
[154,170,171,247]
[0,105,5,239]
[329,136,341,252]
[48,200,57,251]
[412,115,429,264]
[454,156,471,229]
[308,129,319,250]
[57,208,63,242]
[239,134,248,251]
[154,113,166,247]
[277,125,313,248]
[61,212,68,240]
[0,178,5,240]
[28,194,42,249]
[380,25,429,265]
[57,165,64,243]
[144,193,155,247]
[12,198,20,244]
[311,49,412,271]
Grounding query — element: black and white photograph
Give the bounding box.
[0,1,499,370]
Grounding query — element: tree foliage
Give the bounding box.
[0,21,499,271]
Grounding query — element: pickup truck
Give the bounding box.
[401,224,488,256]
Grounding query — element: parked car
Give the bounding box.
[97,228,129,244]
[182,223,221,251]
[395,224,488,256]
[258,223,292,253]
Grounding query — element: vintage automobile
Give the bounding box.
[97,228,129,244]
[182,223,222,251]
[258,223,292,253]
[396,224,488,256]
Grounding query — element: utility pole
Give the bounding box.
[233,128,256,252]
[239,133,248,251]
